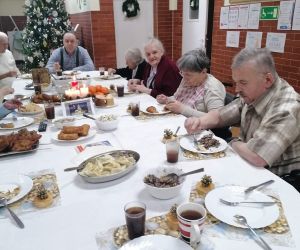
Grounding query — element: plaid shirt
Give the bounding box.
[219,77,300,175]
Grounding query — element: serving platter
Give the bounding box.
[77,150,140,183]
[0,117,34,130]
[94,74,121,80]
[52,129,97,142]
[0,142,39,157]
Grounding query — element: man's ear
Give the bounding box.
[265,72,274,88]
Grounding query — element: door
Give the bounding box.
[113,0,154,68]
[182,0,209,55]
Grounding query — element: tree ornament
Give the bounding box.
[122,0,140,18]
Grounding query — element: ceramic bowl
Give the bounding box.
[95,114,119,131]
[144,166,185,199]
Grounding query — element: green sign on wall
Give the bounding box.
[260,6,279,20]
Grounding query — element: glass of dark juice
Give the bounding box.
[34,83,42,95]
[117,84,124,97]
[166,139,179,163]
[124,201,146,240]
[130,101,140,116]
[44,102,55,121]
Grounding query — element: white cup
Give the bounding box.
[176,202,207,247]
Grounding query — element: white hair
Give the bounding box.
[125,48,143,64]
[144,37,165,54]
[0,32,8,43]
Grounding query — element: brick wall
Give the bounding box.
[211,1,300,94]
[153,0,183,61]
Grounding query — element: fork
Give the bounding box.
[192,133,199,150]
[220,198,276,206]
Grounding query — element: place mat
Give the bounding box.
[189,183,295,248]
[126,109,179,121]
[0,169,61,218]
[95,215,214,250]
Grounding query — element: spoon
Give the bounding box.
[173,126,180,137]
[234,215,272,250]
[166,167,204,180]
[83,113,96,120]
[0,197,24,229]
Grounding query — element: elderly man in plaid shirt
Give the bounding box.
[185,48,300,176]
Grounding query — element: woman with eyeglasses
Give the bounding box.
[157,49,231,141]
[127,38,181,97]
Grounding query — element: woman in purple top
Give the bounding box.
[127,38,181,98]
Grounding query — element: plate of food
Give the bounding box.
[62,70,81,76]
[16,103,44,115]
[95,74,121,80]
[0,129,41,156]
[52,124,96,142]
[14,94,31,101]
[75,150,140,183]
[180,131,227,154]
[140,104,171,115]
[0,117,34,130]
[205,185,279,228]
[0,174,33,205]
[119,235,192,250]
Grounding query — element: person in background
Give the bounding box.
[157,49,231,141]
[0,32,20,88]
[108,48,146,80]
[127,38,181,98]
[185,48,300,176]
[46,32,95,73]
[0,86,21,119]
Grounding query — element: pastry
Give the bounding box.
[106,94,114,106]
[146,106,158,113]
[196,175,215,196]
[166,204,179,230]
[58,132,79,140]
[33,186,53,208]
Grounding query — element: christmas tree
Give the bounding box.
[22,0,72,71]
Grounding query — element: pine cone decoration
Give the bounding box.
[37,186,49,200]
[163,129,173,139]
[169,204,177,216]
[201,175,212,187]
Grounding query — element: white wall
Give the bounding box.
[113,0,153,68]
[0,0,24,16]
[182,0,208,55]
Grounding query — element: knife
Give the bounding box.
[244,180,275,194]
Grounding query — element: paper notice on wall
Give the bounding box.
[220,7,229,29]
[228,6,239,29]
[292,0,300,30]
[238,5,249,29]
[65,0,100,14]
[277,0,295,30]
[248,3,261,29]
[226,31,240,48]
[266,33,286,53]
[245,32,262,49]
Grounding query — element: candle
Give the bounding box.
[71,75,78,88]
[65,88,80,99]
[80,86,89,98]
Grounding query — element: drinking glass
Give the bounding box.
[166,139,179,163]
[44,102,55,121]
[99,67,105,76]
[116,84,124,97]
[130,101,140,116]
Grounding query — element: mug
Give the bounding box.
[176,202,207,247]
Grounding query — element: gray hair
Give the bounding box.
[144,37,165,54]
[125,48,143,65]
[231,48,276,76]
[177,49,210,72]
[0,32,8,43]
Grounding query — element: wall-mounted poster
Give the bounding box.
[292,0,300,30]
[248,3,261,29]
[245,32,262,49]
[238,5,249,29]
[226,31,240,48]
[277,0,294,30]
[266,33,286,53]
[220,6,229,29]
[228,6,239,29]
[65,0,100,14]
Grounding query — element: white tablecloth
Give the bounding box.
[1,72,299,250]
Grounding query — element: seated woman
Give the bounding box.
[127,38,182,98]
[0,87,21,119]
[108,48,146,80]
[157,49,231,141]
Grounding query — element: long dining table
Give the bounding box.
[0,71,299,250]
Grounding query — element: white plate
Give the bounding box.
[180,131,227,154]
[205,185,279,228]
[19,73,32,79]
[16,109,44,115]
[0,174,33,206]
[62,70,81,75]
[140,103,171,115]
[52,129,97,142]
[94,103,118,109]
[0,117,34,130]
[120,235,192,250]
[95,74,121,80]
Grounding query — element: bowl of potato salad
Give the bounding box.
[95,114,119,131]
[77,150,140,183]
